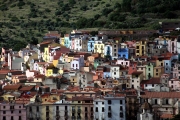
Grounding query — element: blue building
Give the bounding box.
[87,36,97,52]
[64,35,71,48]
[103,66,111,78]
[118,48,129,59]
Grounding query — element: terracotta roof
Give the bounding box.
[72,96,93,101]
[3,84,21,90]
[34,74,45,78]
[20,85,35,91]
[141,77,161,84]
[160,114,173,119]
[131,71,143,75]
[39,41,52,45]
[141,92,180,98]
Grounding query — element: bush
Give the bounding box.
[55,10,61,15]
[45,8,51,12]
[17,1,25,7]
[11,16,19,22]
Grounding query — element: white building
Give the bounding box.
[94,98,105,120]
[104,44,113,57]
[104,93,126,120]
[74,37,82,51]
[130,71,143,89]
[110,65,120,79]
[70,56,84,70]
[139,101,153,120]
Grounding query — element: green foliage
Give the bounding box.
[108,12,126,22]
[17,1,25,7]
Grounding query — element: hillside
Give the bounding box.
[0,0,180,50]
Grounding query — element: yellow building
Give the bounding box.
[135,40,146,56]
[154,66,164,78]
[43,47,49,62]
[156,59,164,67]
[60,37,65,46]
[69,71,78,86]
[68,56,74,63]
[94,42,104,57]
[45,63,54,77]
[41,102,54,120]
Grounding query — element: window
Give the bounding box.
[171,81,173,83]
[11,111,13,113]
[155,99,157,104]
[46,106,49,110]
[145,84,147,87]
[120,100,122,104]
[3,116,6,120]
[114,72,116,75]
[95,107,98,112]
[19,116,21,120]
[3,106,5,109]
[85,107,87,111]
[156,69,158,72]
[152,84,154,87]
[108,106,111,111]
[102,102,104,104]
[120,106,123,111]
[102,107,104,112]
[156,73,158,76]
[78,101,81,103]
[108,100,111,104]
[73,64,74,67]
[11,116,13,120]
[148,68,150,71]
[166,99,169,104]
[132,80,134,82]
[120,112,124,118]
[37,106,39,112]
[19,111,21,113]
[108,113,112,118]
[3,111,6,114]
[166,63,168,65]
[96,102,98,104]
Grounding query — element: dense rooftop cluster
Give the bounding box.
[0,29,180,120]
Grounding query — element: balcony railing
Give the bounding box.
[77,109,81,113]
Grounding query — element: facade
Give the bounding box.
[118,43,129,59]
[135,41,146,56]
[88,37,96,52]
[145,62,154,79]
[110,65,120,79]
[168,38,177,53]
[71,56,84,70]
[94,98,105,120]
[104,93,126,120]
[0,103,27,120]
[94,40,104,57]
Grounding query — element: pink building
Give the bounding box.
[169,78,180,90]
[0,102,27,120]
[116,58,130,67]
[168,38,177,53]
[70,38,75,50]
[125,40,136,48]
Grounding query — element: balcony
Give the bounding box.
[69,72,76,76]
[72,109,76,112]
[77,109,81,113]
[77,116,81,120]
[71,116,76,120]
